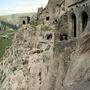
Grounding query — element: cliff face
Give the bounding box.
[63,32,90,90]
[0,0,90,90]
[47,0,59,12]
[53,31,90,90]
[0,25,90,90]
[0,25,54,90]
[37,0,65,27]
[47,0,65,17]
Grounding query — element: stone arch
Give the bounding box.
[71,13,77,37]
[79,11,88,33]
[81,11,88,32]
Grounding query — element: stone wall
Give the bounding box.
[67,0,90,39]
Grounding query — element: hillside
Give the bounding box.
[0,0,90,90]
[0,13,35,59]
[0,13,36,25]
[0,29,15,58]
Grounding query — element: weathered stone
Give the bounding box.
[0,0,90,90]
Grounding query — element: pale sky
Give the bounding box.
[0,0,48,16]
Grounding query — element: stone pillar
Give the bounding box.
[68,12,72,39]
[76,15,80,38]
[86,4,90,32]
[87,16,90,31]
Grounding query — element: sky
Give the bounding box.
[0,0,48,16]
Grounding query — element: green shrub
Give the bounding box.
[0,29,15,58]
[41,26,52,31]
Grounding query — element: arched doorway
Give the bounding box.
[81,11,88,32]
[46,16,50,21]
[71,13,77,37]
[23,20,26,24]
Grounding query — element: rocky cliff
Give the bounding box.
[0,25,54,90]
[0,0,90,90]
[0,23,90,90]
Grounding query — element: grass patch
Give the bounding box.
[41,26,52,31]
[0,29,15,58]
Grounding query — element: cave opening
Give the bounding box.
[47,34,52,40]
[81,11,88,32]
[23,20,26,24]
[46,16,50,21]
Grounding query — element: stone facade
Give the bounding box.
[67,0,90,38]
[19,16,30,25]
[55,0,90,40]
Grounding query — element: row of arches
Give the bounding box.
[71,11,88,37]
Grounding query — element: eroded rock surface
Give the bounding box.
[0,25,54,90]
[0,24,90,90]
[0,0,90,89]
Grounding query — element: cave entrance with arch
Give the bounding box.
[22,20,26,24]
[81,11,88,32]
[46,16,50,21]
